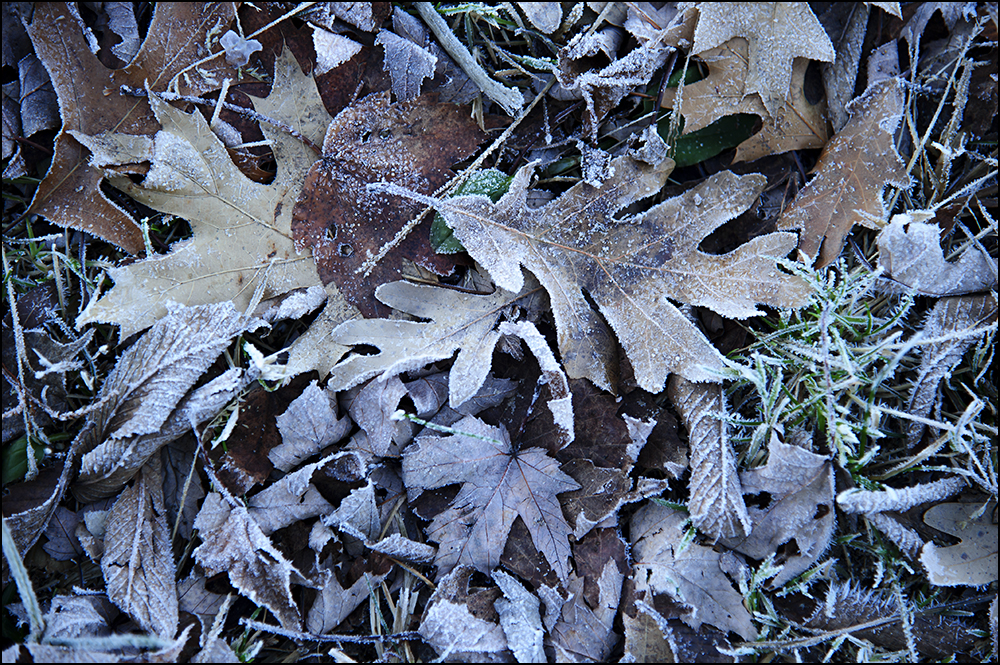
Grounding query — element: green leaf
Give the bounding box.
[2,437,46,486]
[660,114,759,168]
[431,169,513,253]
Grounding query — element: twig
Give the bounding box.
[238,618,420,645]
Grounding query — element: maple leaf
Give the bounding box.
[290,92,487,317]
[377,143,810,393]
[777,79,910,266]
[402,415,580,581]
[25,2,240,253]
[75,50,330,338]
[662,38,829,163]
[691,2,834,116]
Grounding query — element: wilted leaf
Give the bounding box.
[418,566,507,658]
[193,492,303,630]
[25,2,239,253]
[878,216,998,296]
[668,375,750,541]
[920,501,998,587]
[380,141,810,393]
[402,415,580,581]
[720,435,835,588]
[691,2,834,116]
[328,276,542,408]
[73,302,256,503]
[290,92,487,317]
[631,501,757,640]
[102,456,178,639]
[777,79,910,266]
[75,50,330,337]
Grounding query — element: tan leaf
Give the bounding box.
[75,50,329,338]
[777,79,910,266]
[379,142,810,393]
[920,501,998,587]
[691,2,834,116]
[25,3,239,253]
[402,415,580,581]
[631,501,757,640]
[720,434,835,588]
[193,492,302,630]
[101,456,178,638]
[668,375,750,541]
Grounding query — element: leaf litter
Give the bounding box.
[2,2,997,663]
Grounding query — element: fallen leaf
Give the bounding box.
[271,380,351,472]
[193,491,303,631]
[25,2,239,253]
[518,3,562,34]
[307,564,389,636]
[101,456,178,639]
[878,215,998,296]
[691,2,834,116]
[327,276,543,409]
[379,139,810,393]
[75,50,330,338]
[920,501,998,587]
[290,92,487,317]
[418,565,508,658]
[343,374,410,457]
[247,455,336,536]
[402,415,580,581]
[720,435,835,588]
[668,375,750,541]
[376,25,437,101]
[493,569,546,663]
[777,79,910,266]
[630,501,757,640]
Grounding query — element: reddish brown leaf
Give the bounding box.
[291,92,487,317]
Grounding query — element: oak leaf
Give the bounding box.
[25,2,240,254]
[920,501,998,587]
[692,2,834,116]
[378,144,810,393]
[778,79,910,266]
[402,415,580,581]
[75,50,330,338]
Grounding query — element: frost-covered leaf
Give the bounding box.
[691,2,834,116]
[878,216,998,296]
[75,50,330,337]
[247,456,335,536]
[301,2,390,32]
[177,572,227,634]
[402,415,579,581]
[312,29,362,75]
[668,375,749,541]
[324,480,381,542]
[24,3,239,253]
[837,476,967,514]
[418,566,507,658]
[379,141,810,393]
[307,565,388,636]
[328,277,541,408]
[904,294,997,447]
[74,302,255,503]
[290,92,486,317]
[194,492,303,630]
[101,456,177,638]
[778,79,910,266]
[40,594,115,643]
[343,374,409,457]
[920,501,998,587]
[272,381,351,472]
[493,570,545,663]
[720,435,835,588]
[376,28,437,101]
[630,501,757,640]
[517,2,561,34]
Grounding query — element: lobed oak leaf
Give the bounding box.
[75,50,330,338]
[402,415,580,581]
[377,146,810,393]
[692,2,834,116]
[25,2,240,254]
[920,501,998,587]
[777,79,910,266]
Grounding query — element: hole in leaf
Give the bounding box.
[360,130,372,143]
[776,538,800,559]
[325,222,337,242]
[337,243,354,257]
[378,127,393,139]
[744,491,772,509]
[814,504,830,520]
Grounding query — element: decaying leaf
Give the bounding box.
[246,456,336,536]
[493,569,545,663]
[720,434,835,588]
[272,380,351,472]
[193,491,303,630]
[376,23,437,101]
[101,456,177,639]
[691,2,834,116]
[379,137,810,393]
[630,501,757,640]
[878,215,998,296]
[418,565,508,658]
[25,2,239,253]
[75,50,330,338]
[402,415,580,581]
[328,276,542,408]
[290,92,487,317]
[668,375,750,541]
[920,501,998,587]
[777,79,910,266]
